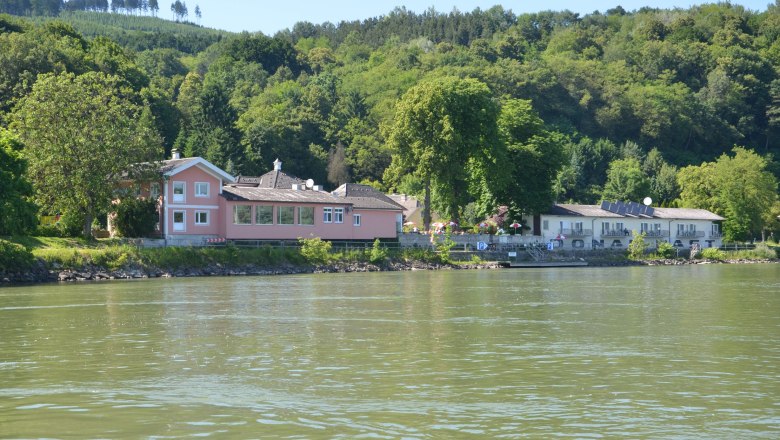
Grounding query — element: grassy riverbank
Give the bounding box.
[1,236,778,284]
[0,236,490,283]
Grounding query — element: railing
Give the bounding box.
[676,231,705,238]
[601,230,631,237]
[643,230,670,238]
[560,228,592,237]
[709,232,723,238]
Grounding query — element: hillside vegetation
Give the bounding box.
[0,3,778,242]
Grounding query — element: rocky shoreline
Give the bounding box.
[1,258,776,286]
[0,260,503,285]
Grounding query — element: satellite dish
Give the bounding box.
[305,179,314,189]
[643,197,653,206]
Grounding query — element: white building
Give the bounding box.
[536,202,725,250]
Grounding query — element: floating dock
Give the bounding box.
[499,261,588,268]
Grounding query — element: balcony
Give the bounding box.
[709,232,723,238]
[601,229,631,237]
[560,228,592,237]
[643,230,670,238]
[676,230,705,238]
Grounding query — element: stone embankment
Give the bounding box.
[2,260,502,285]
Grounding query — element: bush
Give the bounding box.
[112,197,158,237]
[655,241,676,259]
[0,239,35,272]
[627,232,647,260]
[369,239,387,264]
[299,237,332,264]
[698,247,726,260]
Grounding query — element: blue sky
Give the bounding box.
[181,1,772,35]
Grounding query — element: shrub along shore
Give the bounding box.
[1,237,778,286]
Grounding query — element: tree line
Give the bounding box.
[0,0,199,21]
[0,3,778,241]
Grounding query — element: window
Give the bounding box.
[195,211,209,225]
[615,222,624,233]
[334,207,344,224]
[543,220,549,231]
[233,205,252,225]
[298,206,314,225]
[640,223,649,233]
[150,182,160,199]
[195,182,209,197]
[573,221,583,232]
[173,211,185,231]
[353,213,361,226]
[172,181,185,203]
[255,205,273,225]
[278,206,294,225]
[323,207,332,223]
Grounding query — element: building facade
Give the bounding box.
[537,203,725,250]
[116,153,403,244]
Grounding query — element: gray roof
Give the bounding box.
[547,204,724,221]
[222,186,346,204]
[246,169,305,189]
[549,204,625,218]
[651,207,724,221]
[333,184,405,210]
[222,183,404,211]
[159,157,200,174]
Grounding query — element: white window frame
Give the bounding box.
[334,207,344,224]
[353,213,362,227]
[277,206,295,225]
[233,205,252,225]
[172,181,185,203]
[323,207,333,223]
[195,210,209,226]
[297,206,314,225]
[172,210,186,232]
[255,205,274,225]
[194,182,209,198]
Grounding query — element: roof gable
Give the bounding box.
[163,157,235,183]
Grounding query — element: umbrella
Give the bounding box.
[510,222,521,233]
[432,222,445,228]
[403,221,416,226]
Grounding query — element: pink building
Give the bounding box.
[120,153,403,244]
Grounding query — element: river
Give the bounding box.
[1,264,779,438]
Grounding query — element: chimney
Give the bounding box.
[171,148,181,160]
[273,158,282,171]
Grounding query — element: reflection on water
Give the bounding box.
[1,265,779,438]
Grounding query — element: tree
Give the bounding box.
[112,197,158,237]
[677,147,778,241]
[148,0,158,16]
[194,4,200,24]
[327,142,350,187]
[488,98,565,220]
[601,158,651,202]
[385,76,501,229]
[0,129,37,236]
[11,72,162,238]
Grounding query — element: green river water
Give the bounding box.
[1,264,779,438]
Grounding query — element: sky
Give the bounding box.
[182,1,773,35]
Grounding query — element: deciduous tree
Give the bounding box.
[385,76,500,229]
[0,129,37,235]
[11,71,162,238]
